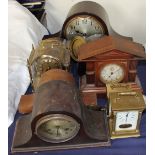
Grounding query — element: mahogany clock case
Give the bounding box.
[77,35,145,98]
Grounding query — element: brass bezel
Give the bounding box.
[63,15,105,39]
[109,110,143,139]
[35,114,80,143]
[99,63,125,84]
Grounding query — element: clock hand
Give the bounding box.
[108,68,121,78]
[126,113,129,122]
[56,126,60,136]
[75,30,87,36]
[114,68,121,73]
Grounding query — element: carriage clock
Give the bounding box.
[61,1,128,60]
[109,91,145,139]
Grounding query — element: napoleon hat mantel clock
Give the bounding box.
[61,1,131,61]
[12,69,110,153]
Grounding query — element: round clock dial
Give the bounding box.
[115,111,139,131]
[36,114,80,143]
[63,15,105,39]
[100,64,124,84]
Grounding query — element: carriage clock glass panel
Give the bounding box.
[100,64,125,83]
[64,15,105,39]
[115,111,139,131]
[36,114,80,143]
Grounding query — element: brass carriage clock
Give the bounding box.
[109,91,145,139]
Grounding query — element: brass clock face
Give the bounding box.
[115,111,139,131]
[63,15,105,39]
[100,64,124,84]
[36,114,80,143]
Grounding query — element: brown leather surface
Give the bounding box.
[18,94,35,114]
[77,36,145,60]
[38,69,75,87]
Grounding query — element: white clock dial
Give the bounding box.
[64,15,105,39]
[100,64,124,83]
[115,111,139,131]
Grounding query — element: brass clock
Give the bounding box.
[27,37,70,90]
[109,91,145,139]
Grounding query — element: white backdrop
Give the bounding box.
[45,0,146,44]
[8,0,48,126]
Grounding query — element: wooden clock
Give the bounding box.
[61,1,132,61]
[77,35,145,105]
[108,91,145,139]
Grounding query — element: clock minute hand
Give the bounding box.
[114,68,120,73]
[125,113,129,122]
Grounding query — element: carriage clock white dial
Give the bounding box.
[100,64,124,83]
[115,111,139,131]
[63,15,105,39]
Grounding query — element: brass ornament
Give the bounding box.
[27,37,70,90]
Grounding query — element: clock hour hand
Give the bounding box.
[75,30,87,36]
[56,126,60,136]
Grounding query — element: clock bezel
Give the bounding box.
[96,61,128,86]
[99,63,125,84]
[61,12,109,39]
[35,114,80,143]
[109,110,143,139]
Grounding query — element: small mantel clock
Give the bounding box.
[78,35,145,105]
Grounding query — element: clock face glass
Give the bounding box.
[36,114,80,143]
[115,111,139,131]
[100,64,124,84]
[64,15,105,39]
